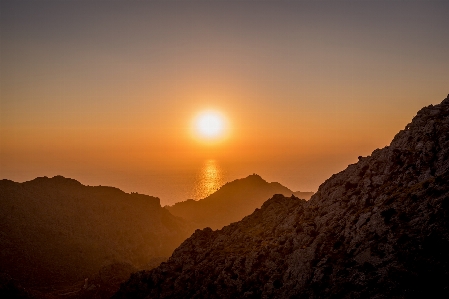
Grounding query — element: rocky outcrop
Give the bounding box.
[293,191,314,200]
[166,174,313,230]
[114,95,449,299]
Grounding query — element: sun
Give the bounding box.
[194,110,226,140]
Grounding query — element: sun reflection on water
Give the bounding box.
[192,160,225,200]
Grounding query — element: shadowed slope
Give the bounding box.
[115,95,449,299]
[166,174,313,230]
[0,176,189,288]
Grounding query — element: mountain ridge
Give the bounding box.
[0,176,188,287]
[0,174,309,297]
[166,174,313,230]
[114,94,449,299]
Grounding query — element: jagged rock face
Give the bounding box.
[114,95,449,299]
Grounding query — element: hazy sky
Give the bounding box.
[1,1,448,204]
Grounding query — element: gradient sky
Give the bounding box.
[1,1,448,204]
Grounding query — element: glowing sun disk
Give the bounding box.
[195,111,225,139]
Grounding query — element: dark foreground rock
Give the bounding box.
[114,95,449,299]
[0,177,189,288]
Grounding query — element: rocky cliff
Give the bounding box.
[114,95,449,299]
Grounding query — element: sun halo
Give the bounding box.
[193,110,227,142]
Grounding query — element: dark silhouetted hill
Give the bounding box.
[115,95,449,299]
[0,176,189,289]
[166,174,313,230]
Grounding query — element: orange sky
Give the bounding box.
[1,1,448,204]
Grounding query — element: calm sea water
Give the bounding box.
[92,156,351,206]
[141,159,233,206]
[191,159,226,200]
[3,158,343,206]
[98,159,254,206]
[125,158,324,206]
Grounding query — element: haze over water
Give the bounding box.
[139,160,228,205]
[92,157,339,206]
[90,159,231,206]
[1,1,448,206]
[192,160,226,200]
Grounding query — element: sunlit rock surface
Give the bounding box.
[115,95,449,299]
